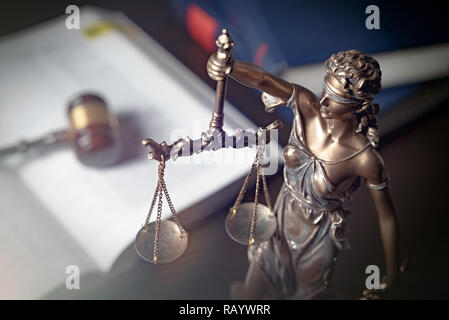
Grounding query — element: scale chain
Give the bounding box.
[153,168,164,264]
[258,146,272,212]
[144,156,187,264]
[231,159,258,212]
[153,159,167,264]
[249,161,261,244]
[261,173,272,211]
[145,181,160,227]
[249,145,264,244]
[161,177,186,237]
[157,156,186,236]
[230,137,273,245]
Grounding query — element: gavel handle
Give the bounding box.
[0,129,68,158]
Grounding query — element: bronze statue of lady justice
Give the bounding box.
[140,29,399,299]
[207,32,399,300]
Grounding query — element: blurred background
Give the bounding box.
[0,0,448,299]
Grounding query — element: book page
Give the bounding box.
[0,166,99,299]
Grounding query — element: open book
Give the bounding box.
[0,7,279,299]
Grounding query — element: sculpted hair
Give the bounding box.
[325,50,382,147]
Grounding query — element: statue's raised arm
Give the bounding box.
[141,29,283,163]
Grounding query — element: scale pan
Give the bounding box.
[134,220,188,264]
[225,202,277,245]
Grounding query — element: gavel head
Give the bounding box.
[67,94,122,167]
